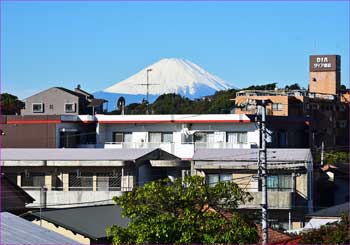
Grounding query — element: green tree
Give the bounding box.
[107,176,258,244]
[244,83,277,91]
[315,151,350,165]
[0,93,24,115]
[285,83,301,90]
[300,214,350,244]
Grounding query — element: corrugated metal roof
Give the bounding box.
[193,148,312,162]
[0,148,157,161]
[30,205,129,240]
[0,212,80,244]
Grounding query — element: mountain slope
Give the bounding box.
[103,58,235,96]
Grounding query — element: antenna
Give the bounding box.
[137,68,159,114]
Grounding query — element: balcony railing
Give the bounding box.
[240,191,295,209]
[104,142,251,149]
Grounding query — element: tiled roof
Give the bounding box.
[256,224,294,244]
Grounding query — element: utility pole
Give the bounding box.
[237,98,270,245]
[320,141,324,166]
[257,99,269,245]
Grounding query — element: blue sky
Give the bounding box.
[1,1,349,99]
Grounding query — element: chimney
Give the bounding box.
[76,84,81,90]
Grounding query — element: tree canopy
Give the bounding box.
[0,93,24,115]
[107,176,258,244]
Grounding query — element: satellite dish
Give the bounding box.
[117,97,126,115]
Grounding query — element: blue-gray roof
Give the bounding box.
[307,202,350,218]
[30,205,130,240]
[0,212,80,244]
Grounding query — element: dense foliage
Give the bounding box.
[107,176,258,244]
[300,214,350,244]
[244,82,277,91]
[0,93,24,115]
[314,151,350,165]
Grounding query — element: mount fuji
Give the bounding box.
[94,58,236,111]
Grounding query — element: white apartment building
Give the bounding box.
[65,114,260,159]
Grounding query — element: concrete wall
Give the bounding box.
[21,88,80,115]
[32,219,91,244]
[243,191,294,209]
[235,96,290,116]
[309,71,340,95]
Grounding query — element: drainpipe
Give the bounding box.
[39,185,47,226]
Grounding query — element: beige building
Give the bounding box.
[234,54,349,151]
[1,148,185,208]
[193,148,314,230]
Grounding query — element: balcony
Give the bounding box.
[104,142,252,159]
[240,191,294,209]
[25,189,123,208]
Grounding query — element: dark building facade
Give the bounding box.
[0,115,96,148]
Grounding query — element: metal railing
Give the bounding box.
[104,141,250,149]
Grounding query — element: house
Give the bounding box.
[192,148,314,230]
[0,212,79,244]
[1,173,35,214]
[0,148,186,208]
[314,163,349,208]
[21,85,107,116]
[24,205,129,244]
[303,202,349,230]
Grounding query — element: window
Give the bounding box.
[69,172,93,191]
[226,132,248,144]
[272,103,283,111]
[207,174,232,187]
[49,104,54,110]
[112,132,132,143]
[148,132,173,143]
[32,103,44,113]
[162,132,173,143]
[339,120,347,128]
[97,172,122,191]
[278,131,288,147]
[194,132,214,143]
[339,105,346,112]
[65,103,76,113]
[21,173,45,190]
[267,175,292,191]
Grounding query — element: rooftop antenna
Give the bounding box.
[137,68,159,114]
[117,96,126,115]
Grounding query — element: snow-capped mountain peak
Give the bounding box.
[103,58,235,96]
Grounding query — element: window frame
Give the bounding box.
[148,132,173,143]
[112,132,132,143]
[226,131,248,144]
[207,173,232,187]
[64,103,76,113]
[267,175,293,192]
[32,103,44,113]
[272,103,283,111]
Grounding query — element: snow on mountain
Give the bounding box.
[103,58,235,96]
[95,58,236,111]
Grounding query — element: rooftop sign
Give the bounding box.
[309,55,340,72]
